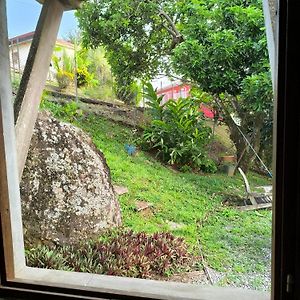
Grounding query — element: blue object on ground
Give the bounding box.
[125,144,137,156]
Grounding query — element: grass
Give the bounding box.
[40,100,272,290]
[206,119,235,154]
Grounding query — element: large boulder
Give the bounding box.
[21,111,121,246]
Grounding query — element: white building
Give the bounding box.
[9,31,74,81]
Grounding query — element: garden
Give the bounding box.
[23,95,272,291]
[17,0,274,293]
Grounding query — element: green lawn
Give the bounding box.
[42,101,272,290]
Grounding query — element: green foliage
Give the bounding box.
[26,230,194,278]
[241,72,273,113]
[52,49,75,90]
[62,101,83,121]
[25,246,72,271]
[114,80,137,104]
[76,66,97,87]
[241,72,273,168]
[172,0,273,171]
[40,100,82,122]
[56,70,74,90]
[42,102,272,290]
[112,80,145,105]
[173,0,268,95]
[140,83,216,172]
[11,76,21,93]
[52,46,100,90]
[74,45,115,99]
[81,84,115,101]
[143,82,165,120]
[76,0,273,170]
[85,47,112,85]
[76,0,179,103]
[52,49,74,75]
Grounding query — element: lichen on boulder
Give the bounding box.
[20,111,121,246]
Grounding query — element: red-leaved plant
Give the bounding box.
[26,230,198,279]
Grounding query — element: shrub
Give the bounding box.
[12,77,21,94]
[56,70,74,90]
[76,67,97,87]
[140,83,217,173]
[60,101,83,121]
[40,100,82,122]
[26,230,195,279]
[52,49,75,90]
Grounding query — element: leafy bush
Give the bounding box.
[56,70,74,90]
[26,230,195,279]
[52,49,75,90]
[140,83,217,173]
[76,67,97,87]
[40,100,82,122]
[12,77,21,94]
[60,101,83,121]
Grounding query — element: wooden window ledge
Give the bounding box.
[8,267,270,300]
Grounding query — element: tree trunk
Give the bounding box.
[228,114,264,173]
[214,95,265,174]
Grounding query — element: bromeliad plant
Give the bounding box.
[52,49,75,90]
[26,230,196,279]
[140,83,217,172]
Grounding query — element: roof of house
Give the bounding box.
[156,83,189,94]
[9,32,74,49]
[9,31,35,45]
[55,39,74,49]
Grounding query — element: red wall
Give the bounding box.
[157,84,191,104]
[156,84,215,119]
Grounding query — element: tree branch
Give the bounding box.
[162,23,178,39]
[159,10,181,37]
[159,10,184,48]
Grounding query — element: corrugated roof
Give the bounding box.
[9,31,35,45]
[9,32,74,49]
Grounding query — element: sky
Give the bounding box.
[6,0,79,39]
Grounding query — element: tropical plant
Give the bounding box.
[26,230,195,279]
[140,83,216,172]
[78,46,115,100]
[76,66,93,87]
[76,0,273,171]
[172,0,273,172]
[52,49,74,89]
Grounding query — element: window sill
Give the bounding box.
[7,267,271,300]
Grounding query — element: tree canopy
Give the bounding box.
[173,0,269,94]
[76,0,182,102]
[171,0,273,171]
[76,0,273,171]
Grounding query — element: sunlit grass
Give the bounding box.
[42,101,272,290]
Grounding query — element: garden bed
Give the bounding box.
[29,99,272,291]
